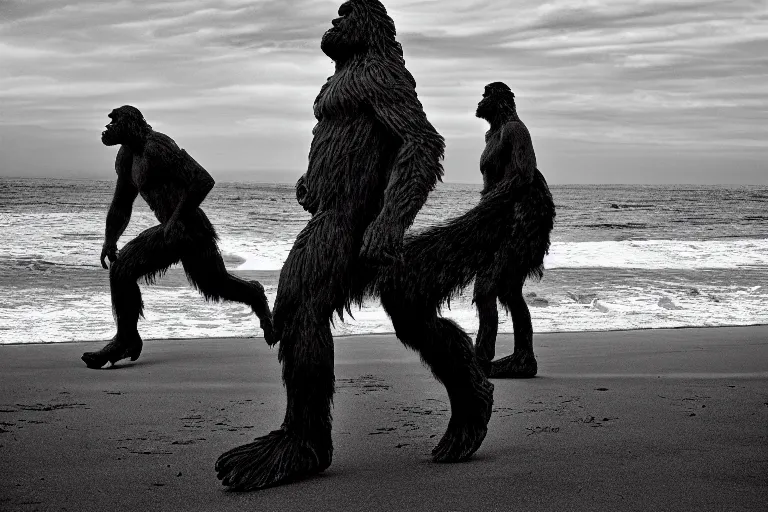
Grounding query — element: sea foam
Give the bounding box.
[227,238,768,272]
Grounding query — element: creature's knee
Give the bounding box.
[190,273,226,302]
[474,293,497,310]
[383,294,428,339]
[385,306,410,335]
[499,292,527,313]
[381,292,406,323]
[109,257,133,284]
[279,306,334,369]
[390,314,416,338]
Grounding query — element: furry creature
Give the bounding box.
[472,83,555,377]
[215,0,492,491]
[81,106,274,369]
[371,82,555,379]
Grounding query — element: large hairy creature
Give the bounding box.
[371,82,555,379]
[215,0,493,491]
[81,106,274,369]
[472,83,555,377]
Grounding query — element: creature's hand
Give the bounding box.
[360,217,404,265]
[296,174,319,215]
[100,242,117,269]
[163,219,184,242]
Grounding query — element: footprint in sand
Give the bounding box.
[337,374,391,395]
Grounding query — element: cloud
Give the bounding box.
[0,0,766,183]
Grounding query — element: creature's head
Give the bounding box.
[101,105,152,147]
[321,0,401,63]
[475,82,516,122]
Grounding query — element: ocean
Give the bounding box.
[1,177,767,344]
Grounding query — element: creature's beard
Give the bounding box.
[101,125,120,146]
[475,99,493,121]
[321,27,361,63]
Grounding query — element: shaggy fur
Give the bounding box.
[81,106,274,369]
[215,0,493,492]
[370,82,556,379]
[473,82,556,377]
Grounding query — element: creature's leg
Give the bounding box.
[216,211,351,490]
[473,271,498,376]
[180,242,274,344]
[487,179,554,378]
[490,275,537,378]
[383,294,494,463]
[81,226,179,369]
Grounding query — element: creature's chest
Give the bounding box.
[130,154,170,193]
[129,156,150,192]
[480,130,506,173]
[314,73,367,120]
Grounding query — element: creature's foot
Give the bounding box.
[489,351,538,378]
[432,377,494,462]
[250,280,276,346]
[216,428,331,491]
[81,333,143,369]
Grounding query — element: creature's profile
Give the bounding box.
[81,105,274,369]
[370,82,555,380]
[471,82,555,378]
[215,0,493,491]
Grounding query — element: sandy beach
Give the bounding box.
[1,327,766,511]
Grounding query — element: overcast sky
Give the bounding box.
[1,0,766,184]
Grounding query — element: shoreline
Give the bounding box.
[1,328,766,511]
[2,328,766,511]
[3,322,768,346]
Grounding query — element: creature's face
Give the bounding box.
[102,109,127,146]
[476,83,514,121]
[101,106,143,146]
[321,1,367,62]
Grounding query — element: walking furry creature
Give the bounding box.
[369,82,554,381]
[215,0,494,491]
[283,80,554,489]
[471,82,555,378]
[81,105,274,369]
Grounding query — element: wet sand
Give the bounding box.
[1,327,766,511]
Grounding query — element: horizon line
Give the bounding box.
[1,174,766,187]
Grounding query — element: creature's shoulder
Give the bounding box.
[503,117,537,178]
[364,59,418,98]
[502,118,530,138]
[145,131,181,155]
[143,132,184,169]
[501,118,533,149]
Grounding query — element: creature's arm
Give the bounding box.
[101,147,138,269]
[500,120,537,186]
[147,142,215,237]
[361,69,445,263]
